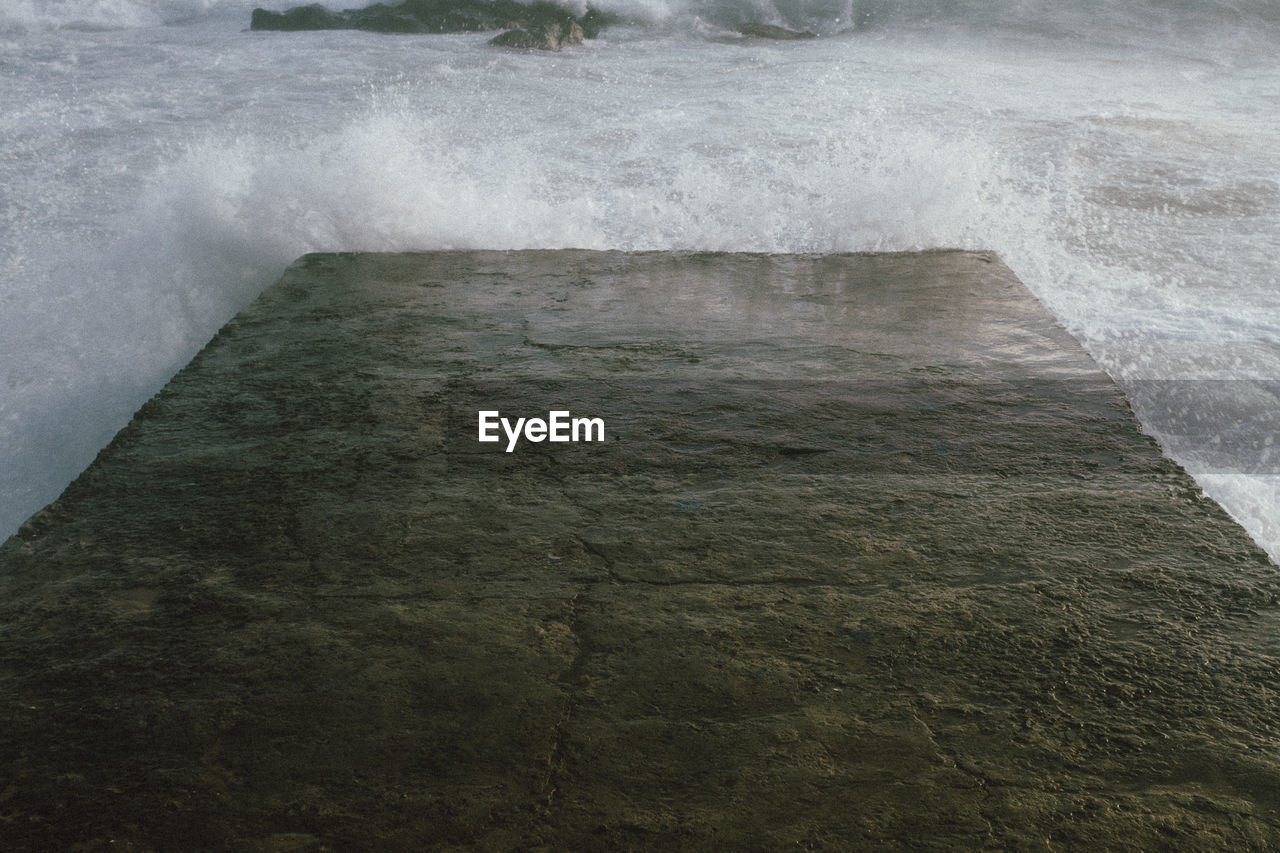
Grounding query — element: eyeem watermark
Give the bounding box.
[478,410,605,452]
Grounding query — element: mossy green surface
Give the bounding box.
[2,251,1277,850]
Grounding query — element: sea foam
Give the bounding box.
[1,10,1278,561]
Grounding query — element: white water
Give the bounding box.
[2,0,1278,557]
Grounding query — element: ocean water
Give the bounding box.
[2,0,1278,556]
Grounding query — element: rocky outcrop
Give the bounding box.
[248,2,823,50]
[488,17,584,50]
[251,0,612,49]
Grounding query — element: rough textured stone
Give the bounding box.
[251,0,610,49]
[488,17,583,50]
[1,250,1278,851]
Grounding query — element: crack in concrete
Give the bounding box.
[540,588,592,821]
[574,534,622,584]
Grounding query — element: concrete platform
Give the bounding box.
[2,250,1278,851]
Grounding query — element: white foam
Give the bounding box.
[1,0,225,31]
[2,18,1279,562]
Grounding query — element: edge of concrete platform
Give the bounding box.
[2,250,1277,852]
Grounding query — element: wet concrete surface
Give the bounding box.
[1,250,1278,850]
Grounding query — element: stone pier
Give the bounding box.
[2,251,1277,851]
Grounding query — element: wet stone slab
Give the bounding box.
[1,250,1278,851]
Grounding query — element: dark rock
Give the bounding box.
[578,7,608,38]
[345,2,428,33]
[394,0,511,32]
[251,4,346,30]
[737,22,817,40]
[250,0,614,49]
[489,19,584,50]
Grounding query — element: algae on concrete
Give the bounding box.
[1,251,1278,850]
